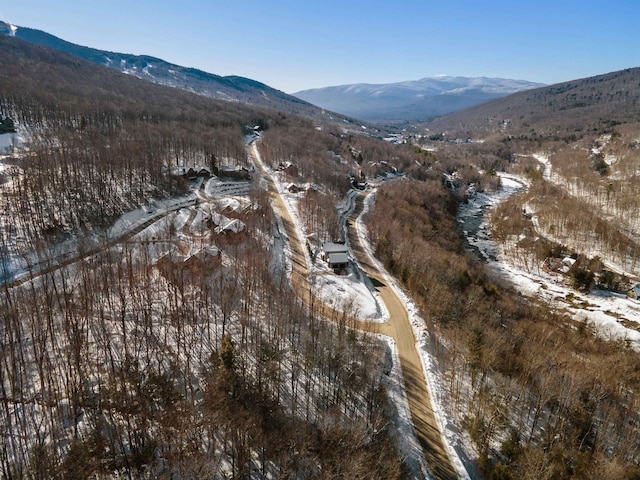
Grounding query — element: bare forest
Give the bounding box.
[3,32,640,480]
[0,37,407,478]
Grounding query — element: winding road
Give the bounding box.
[249,141,458,480]
[6,138,458,478]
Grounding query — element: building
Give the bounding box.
[322,242,349,270]
[0,115,15,134]
[326,252,349,270]
[544,256,576,274]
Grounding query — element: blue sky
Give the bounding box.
[2,0,640,93]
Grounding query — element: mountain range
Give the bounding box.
[425,67,640,139]
[0,20,324,119]
[293,76,545,124]
[1,20,545,126]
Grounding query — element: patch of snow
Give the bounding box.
[0,133,19,155]
[532,153,552,180]
[310,271,388,322]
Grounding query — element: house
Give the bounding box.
[326,252,349,270]
[322,242,348,261]
[0,116,15,134]
[544,256,576,274]
[322,242,349,270]
[171,165,211,179]
[628,284,640,301]
[280,162,299,177]
[286,183,303,193]
[218,166,251,180]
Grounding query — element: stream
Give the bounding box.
[456,172,640,349]
[456,174,527,261]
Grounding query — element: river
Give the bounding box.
[456,172,640,349]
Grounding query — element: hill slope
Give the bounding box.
[294,76,544,124]
[0,20,325,118]
[425,67,640,140]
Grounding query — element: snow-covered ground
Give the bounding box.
[0,132,19,155]
[309,271,388,322]
[457,169,640,350]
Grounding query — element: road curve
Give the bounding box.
[249,142,458,480]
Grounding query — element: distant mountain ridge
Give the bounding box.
[294,76,545,124]
[0,20,322,118]
[424,67,640,139]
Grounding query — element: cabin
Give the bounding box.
[322,242,349,270]
[322,242,348,260]
[326,252,349,270]
[171,165,211,179]
[544,256,576,274]
[286,183,304,193]
[218,166,251,181]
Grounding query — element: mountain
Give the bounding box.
[0,20,323,119]
[293,76,545,124]
[424,67,640,140]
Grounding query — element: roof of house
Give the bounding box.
[327,252,349,265]
[323,242,348,254]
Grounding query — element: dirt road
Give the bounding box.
[249,142,458,480]
[347,193,457,480]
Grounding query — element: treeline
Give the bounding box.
[0,189,404,478]
[366,178,640,479]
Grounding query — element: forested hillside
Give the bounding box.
[0,35,413,478]
[0,20,332,120]
[373,67,640,478]
[3,29,640,480]
[425,67,640,140]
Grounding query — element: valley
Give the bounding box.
[2,19,640,480]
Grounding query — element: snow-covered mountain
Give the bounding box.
[294,76,545,123]
[0,20,319,117]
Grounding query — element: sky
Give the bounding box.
[2,0,640,93]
